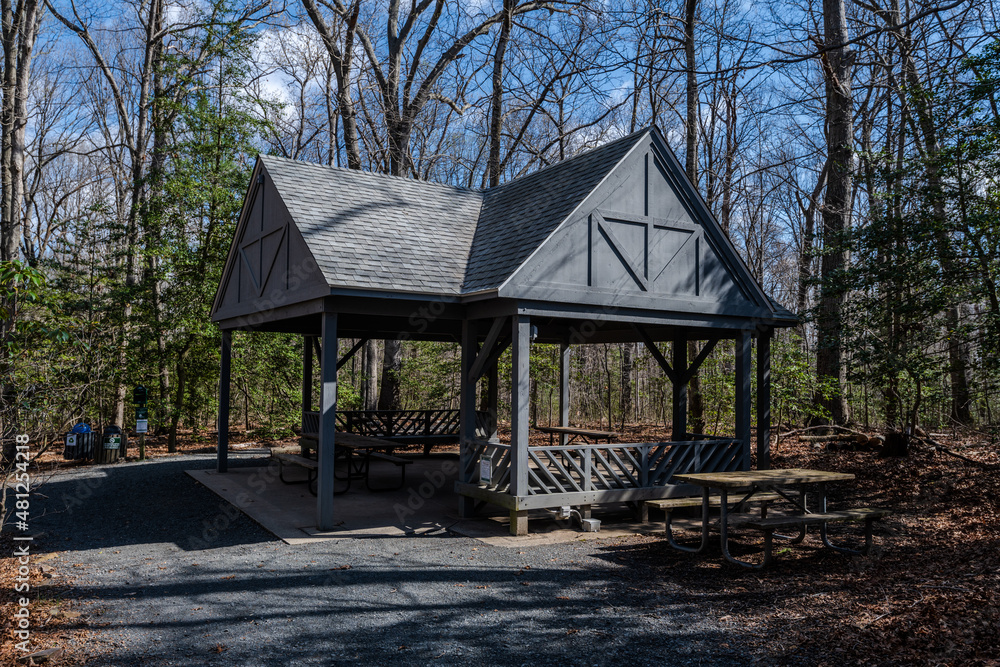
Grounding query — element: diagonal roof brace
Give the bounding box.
[469,317,511,383]
[633,324,677,384]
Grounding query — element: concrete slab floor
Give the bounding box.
[186,456,663,547]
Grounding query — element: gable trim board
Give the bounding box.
[211,126,796,329]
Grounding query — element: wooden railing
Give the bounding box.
[466,438,743,495]
[303,409,492,443]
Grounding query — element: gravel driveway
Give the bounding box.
[31,455,748,666]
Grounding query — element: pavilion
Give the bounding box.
[210,126,797,535]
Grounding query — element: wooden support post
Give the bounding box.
[735,330,752,470]
[487,363,499,442]
[458,320,479,518]
[316,313,338,531]
[672,334,688,441]
[217,329,231,473]
[559,342,570,446]
[510,315,531,534]
[757,328,772,470]
[302,335,313,414]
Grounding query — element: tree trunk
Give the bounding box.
[378,339,402,410]
[682,0,705,432]
[871,0,973,425]
[363,339,379,411]
[0,0,40,461]
[814,0,854,424]
[486,0,513,188]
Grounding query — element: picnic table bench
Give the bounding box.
[669,469,891,568]
[533,425,621,445]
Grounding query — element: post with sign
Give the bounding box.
[134,385,149,460]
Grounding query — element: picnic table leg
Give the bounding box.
[817,481,869,555]
[768,484,808,544]
[719,487,767,569]
[665,486,712,553]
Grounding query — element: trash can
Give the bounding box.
[94,425,125,464]
[63,423,96,460]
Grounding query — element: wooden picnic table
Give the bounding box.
[669,468,887,568]
[533,425,622,445]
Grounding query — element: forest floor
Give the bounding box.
[2,425,998,665]
[607,428,1000,666]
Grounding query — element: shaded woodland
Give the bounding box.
[1,0,998,450]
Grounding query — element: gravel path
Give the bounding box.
[32,455,748,666]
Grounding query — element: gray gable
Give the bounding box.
[462,130,648,293]
[261,155,483,295]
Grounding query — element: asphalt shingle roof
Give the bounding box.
[259,128,648,295]
[262,156,484,295]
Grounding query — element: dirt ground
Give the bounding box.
[3,425,999,665]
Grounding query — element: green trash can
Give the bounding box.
[94,425,125,464]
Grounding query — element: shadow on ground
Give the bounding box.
[29,456,275,553]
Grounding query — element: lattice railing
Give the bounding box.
[304,409,491,440]
[466,438,743,495]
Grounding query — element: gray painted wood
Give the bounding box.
[672,334,687,441]
[217,330,231,473]
[469,317,507,382]
[735,330,752,470]
[316,312,338,531]
[501,131,778,322]
[559,342,570,446]
[757,329,772,470]
[458,320,479,517]
[212,166,330,324]
[337,338,367,370]
[455,482,700,511]
[486,362,498,442]
[302,335,313,426]
[510,315,531,495]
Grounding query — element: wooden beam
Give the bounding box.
[217,330,231,473]
[336,337,368,371]
[302,335,313,418]
[559,342,570,446]
[633,324,677,384]
[483,337,511,374]
[757,329,772,470]
[672,334,687,441]
[510,315,531,498]
[312,336,322,364]
[458,320,479,518]
[684,338,719,383]
[316,312,338,531]
[486,363,499,442]
[735,330,752,470]
[468,316,509,383]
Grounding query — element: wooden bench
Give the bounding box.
[275,453,318,488]
[644,491,784,523]
[745,508,891,565]
[647,492,786,553]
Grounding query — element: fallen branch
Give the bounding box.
[780,425,870,439]
[914,436,999,469]
[799,433,870,444]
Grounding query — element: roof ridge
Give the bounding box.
[259,154,484,197]
[483,127,651,193]
[260,127,651,199]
